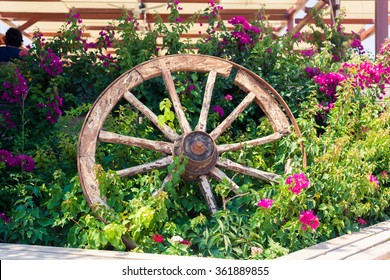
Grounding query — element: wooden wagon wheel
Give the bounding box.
[77,54,306,247]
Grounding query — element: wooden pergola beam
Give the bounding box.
[18,18,39,31]
[295,18,375,25]
[285,0,309,32]
[358,26,375,41]
[0,8,289,23]
[292,0,328,33]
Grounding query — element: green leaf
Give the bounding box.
[191,73,198,82]
[223,234,230,252]
[103,223,125,249]
[217,219,224,233]
[14,211,26,222]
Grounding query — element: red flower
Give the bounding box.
[180,240,191,246]
[152,234,164,243]
[357,218,367,225]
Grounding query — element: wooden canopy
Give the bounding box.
[0,0,389,54]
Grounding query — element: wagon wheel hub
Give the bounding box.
[191,141,206,155]
[173,131,217,180]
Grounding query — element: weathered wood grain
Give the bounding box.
[196,70,217,131]
[99,130,173,154]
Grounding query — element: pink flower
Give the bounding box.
[40,48,63,77]
[187,84,195,93]
[301,49,315,57]
[0,212,11,223]
[357,218,367,225]
[285,176,293,185]
[286,173,309,194]
[2,68,28,105]
[299,210,320,231]
[313,71,345,102]
[212,105,224,117]
[231,31,253,45]
[228,16,251,30]
[0,149,35,172]
[0,110,16,129]
[369,174,379,188]
[351,38,365,55]
[257,198,273,209]
[223,94,232,101]
[152,234,164,243]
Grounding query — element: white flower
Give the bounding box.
[170,235,184,243]
[251,246,263,255]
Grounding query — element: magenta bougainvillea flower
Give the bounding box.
[357,218,367,225]
[0,212,11,223]
[369,174,379,188]
[351,38,365,55]
[299,210,320,231]
[2,68,28,105]
[313,71,345,101]
[40,48,63,77]
[0,149,35,172]
[223,94,232,101]
[257,198,273,209]
[212,105,225,117]
[286,173,310,194]
[0,110,16,129]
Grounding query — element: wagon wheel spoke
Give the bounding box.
[198,175,218,215]
[210,92,256,140]
[217,131,287,154]
[216,158,279,183]
[116,156,173,178]
[152,173,173,196]
[196,70,217,131]
[123,91,179,142]
[209,167,240,193]
[161,64,192,134]
[99,130,173,154]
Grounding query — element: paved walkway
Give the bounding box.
[277,219,390,260]
[0,243,197,260]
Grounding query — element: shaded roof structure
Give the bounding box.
[0,0,389,54]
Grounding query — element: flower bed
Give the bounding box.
[0,0,389,259]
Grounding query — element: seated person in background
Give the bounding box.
[0,28,24,63]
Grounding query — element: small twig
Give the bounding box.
[222,192,250,211]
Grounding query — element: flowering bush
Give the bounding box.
[0,0,389,260]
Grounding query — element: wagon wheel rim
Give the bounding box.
[77,54,306,225]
